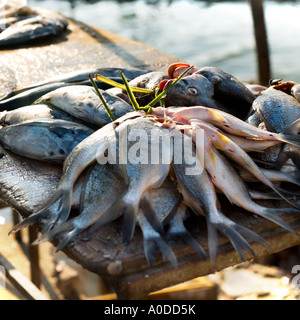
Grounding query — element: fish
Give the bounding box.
[91,116,173,245]
[171,132,265,263]
[0,79,132,112]
[199,132,299,236]
[252,86,300,133]
[1,66,151,102]
[0,118,94,163]
[159,72,221,111]
[251,88,300,168]
[196,66,256,119]
[223,132,281,152]
[138,177,206,267]
[33,162,128,249]
[9,111,144,234]
[191,119,297,206]
[165,63,254,120]
[156,106,300,147]
[106,71,167,105]
[0,104,88,126]
[138,210,176,267]
[238,167,300,187]
[0,14,68,47]
[35,85,135,127]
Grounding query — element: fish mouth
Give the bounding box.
[167,63,199,79]
[158,79,175,92]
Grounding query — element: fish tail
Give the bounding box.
[8,187,67,235]
[139,196,164,235]
[206,219,219,266]
[268,184,300,209]
[167,218,206,260]
[144,236,178,268]
[143,237,158,268]
[122,202,139,246]
[207,210,260,263]
[231,222,270,248]
[8,208,52,235]
[257,207,299,235]
[33,219,79,249]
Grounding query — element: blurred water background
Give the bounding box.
[27,0,300,83]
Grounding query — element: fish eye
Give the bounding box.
[139,79,149,88]
[187,87,198,95]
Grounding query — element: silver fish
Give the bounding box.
[34,162,127,249]
[138,177,206,267]
[252,87,300,133]
[10,112,143,233]
[0,118,94,163]
[191,119,297,206]
[0,15,68,47]
[1,67,151,102]
[156,106,300,147]
[92,116,173,246]
[200,133,299,235]
[35,85,134,127]
[0,104,86,126]
[238,167,300,187]
[171,133,265,263]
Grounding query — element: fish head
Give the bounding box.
[128,71,168,91]
[159,72,216,107]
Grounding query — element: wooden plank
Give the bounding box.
[0,252,48,300]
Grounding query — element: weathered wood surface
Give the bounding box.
[0,10,299,300]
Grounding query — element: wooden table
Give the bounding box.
[0,9,300,300]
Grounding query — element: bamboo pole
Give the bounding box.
[249,0,271,86]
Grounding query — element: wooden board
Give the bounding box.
[0,9,300,300]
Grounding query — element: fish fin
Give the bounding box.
[139,196,164,235]
[207,211,258,262]
[268,183,300,209]
[206,219,219,266]
[8,186,70,235]
[122,203,139,246]
[143,236,178,268]
[258,207,299,235]
[33,219,79,249]
[278,134,300,148]
[282,119,300,135]
[9,207,53,235]
[143,238,157,268]
[249,190,298,200]
[230,221,270,249]
[167,217,206,260]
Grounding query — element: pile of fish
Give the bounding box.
[0,3,68,47]
[2,62,300,268]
